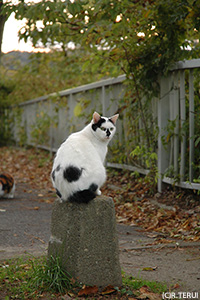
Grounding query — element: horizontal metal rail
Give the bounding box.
[18,74,126,107]
[10,59,200,192]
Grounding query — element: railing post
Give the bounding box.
[102,85,106,115]
[173,71,179,175]
[180,70,186,181]
[49,99,53,157]
[189,69,194,182]
[157,75,171,192]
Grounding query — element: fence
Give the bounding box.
[10,59,200,192]
[158,59,200,192]
[12,75,126,152]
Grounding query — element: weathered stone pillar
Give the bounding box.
[48,196,122,287]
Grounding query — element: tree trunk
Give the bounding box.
[0,0,7,58]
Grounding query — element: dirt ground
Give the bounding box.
[0,182,200,295]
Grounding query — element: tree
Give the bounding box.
[4,0,199,90]
[2,0,200,168]
[0,0,8,57]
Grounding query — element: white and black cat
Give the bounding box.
[51,111,119,203]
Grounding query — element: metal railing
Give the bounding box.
[158,58,200,191]
[10,59,200,192]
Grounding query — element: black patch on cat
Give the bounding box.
[63,166,83,183]
[51,170,55,181]
[51,165,61,182]
[68,183,98,204]
[106,129,111,137]
[56,189,62,198]
[92,117,106,131]
[56,165,61,172]
[108,118,114,124]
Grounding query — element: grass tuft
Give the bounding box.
[30,255,75,294]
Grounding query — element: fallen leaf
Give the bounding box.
[19,264,31,270]
[101,285,116,295]
[78,285,98,296]
[70,277,77,285]
[139,286,150,293]
[139,292,161,300]
[67,292,76,297]
[173,283,180,289]
[142,266,157,271]
[62,294,72,299]
[21,205,39,210]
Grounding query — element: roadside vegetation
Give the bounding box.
[0,255,167,299]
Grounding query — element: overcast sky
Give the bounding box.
[2,12,36,53]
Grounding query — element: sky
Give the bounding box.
[2,13,33,53]
[2,6,48,53]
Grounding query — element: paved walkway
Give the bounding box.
[0,183,199,294]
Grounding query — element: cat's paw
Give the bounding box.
[4,194,14,199]
[96,189,102,196]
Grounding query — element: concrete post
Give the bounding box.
[48,196,122,288]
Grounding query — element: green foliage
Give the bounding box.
[4,0,199,88]
[12,107,27,146]
[30,255,74,294]
[0,66,16,144]
[30,110,52,146]
[73,98,91,118]
[131,146,157,170]
[2,49,119,106]
[131,146,158,194]
[0,108,13,146]
[2,0,200,181]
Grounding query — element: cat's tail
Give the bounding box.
[68,183,98,204]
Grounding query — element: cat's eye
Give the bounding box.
[100,127,106,131]
[110,128,114,131]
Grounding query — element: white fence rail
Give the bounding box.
[158,59,200,191]
[10,59,200,192]
[14,74,126,152]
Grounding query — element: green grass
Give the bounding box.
[121,271,167,295]
[0,256,77,299]
[0,256,167,299]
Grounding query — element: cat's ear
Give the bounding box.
[109,114,119,125]
[93,111,101,123]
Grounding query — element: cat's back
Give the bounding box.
[54,128,100,165]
